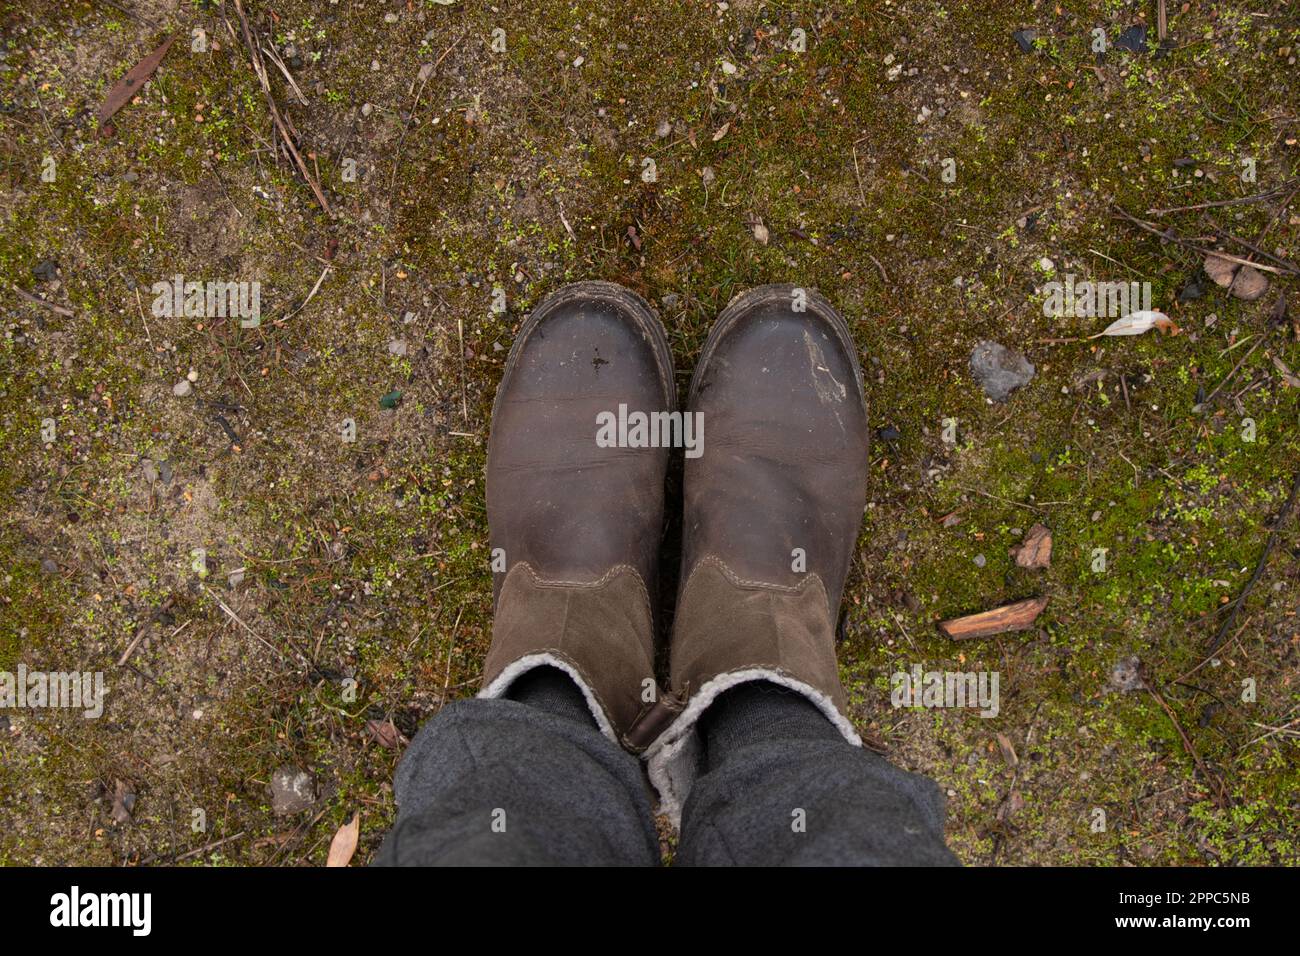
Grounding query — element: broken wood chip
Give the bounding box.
[938,595,1048,640]
[98,35,175,135]
[11,283,74,317]
[1010,523,1052,569]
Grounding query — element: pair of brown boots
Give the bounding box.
[479,281,869,824]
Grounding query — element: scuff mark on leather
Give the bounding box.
[803,329,847,405]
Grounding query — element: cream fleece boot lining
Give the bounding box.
[644,668,862,828]
[479,652,619,744]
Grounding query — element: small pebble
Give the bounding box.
[172,380,192,397]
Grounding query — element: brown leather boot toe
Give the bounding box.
[645,284,870,823]
[479,281,674,747]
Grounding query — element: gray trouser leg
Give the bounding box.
[675,681,960,866]
[374,670,659,866]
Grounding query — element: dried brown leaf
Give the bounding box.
[1204,252,1270,301]
[1090,310,1179,338]
[1204,252,1238,288]
[1273,354,1300,388]
[111,779,134,824]
[1229,264,1269,301]
[326,812,360,867]
[1269,294,1289,327]
[365,718,409,750]
[996,733,1019,766]
[98,35,175,134]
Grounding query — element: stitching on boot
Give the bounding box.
[504,561,653,625]
[679,553,830,601]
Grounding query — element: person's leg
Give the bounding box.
[674,681,958,866]
[375,667,658,866]
[378,282,677,866]
[645,285,958,865]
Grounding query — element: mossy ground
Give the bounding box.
[1,0,1297,865]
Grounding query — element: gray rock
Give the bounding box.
[1109,656,1144,693]
[270,766,317,815]
[172,379,192,397]
[969,340,1035,402]
[1012,29,1038,53]
[40,558,59,574]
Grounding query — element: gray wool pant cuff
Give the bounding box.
[375,678,958,866]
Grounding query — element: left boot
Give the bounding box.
[478,281,675,747]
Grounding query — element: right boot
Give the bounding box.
[644,284,871,825]
[478,281,675,748]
